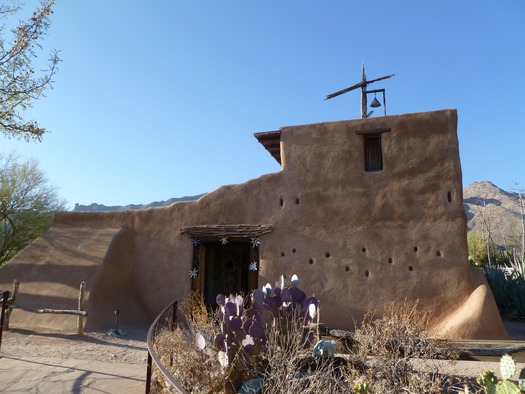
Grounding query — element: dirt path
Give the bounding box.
[0,326,149,393]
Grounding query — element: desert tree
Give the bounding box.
[509,183,525,264]
[0,0,59,141]
[0,153,66,266]
[485,183,525,266]
[468,229,496,266]
[471,196,498,265]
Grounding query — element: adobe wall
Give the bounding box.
[3,109,507,338]
[260,109,473,328]
[0,227,151,331]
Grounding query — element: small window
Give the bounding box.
[364,135,383,172]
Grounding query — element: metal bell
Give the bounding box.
[370,96,381,108]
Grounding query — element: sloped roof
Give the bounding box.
[254,130,281,164]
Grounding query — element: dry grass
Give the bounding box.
[151,292,223,394]
[154,327,223,394]
[349,302,479,394]
[246,318,349,393]
[152,295,482,394]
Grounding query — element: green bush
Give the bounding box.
[468,230,497,266]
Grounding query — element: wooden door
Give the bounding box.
[191,239,259,308]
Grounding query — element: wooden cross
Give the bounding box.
[325,64,394,118]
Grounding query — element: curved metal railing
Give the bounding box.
[0,290,9,351]
[145,300,189,394]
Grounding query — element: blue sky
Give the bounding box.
[2,1,524,209]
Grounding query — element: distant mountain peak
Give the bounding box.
[465,180,503,193]
[469,180,499,188]
[463,181,522,244]
[464,181,516,201]
[73,194,205,212]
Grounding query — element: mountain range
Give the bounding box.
[73,194,205,212]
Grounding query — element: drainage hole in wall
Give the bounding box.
[309,258,314,265]
[413,246,419,252]
[362,247,367,253]
[325,252,330,258]
[281,252,285,257]
[292,248,296,254]
[447,191,452,203]
[436,250,443,257]
[408,265,414,271]
[295,198,300,205]
[388,257,393,264]
[364,270,370,277]
[279,198,284,207]
[345,266,350,272]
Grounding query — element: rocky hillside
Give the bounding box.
[463,181,523,245]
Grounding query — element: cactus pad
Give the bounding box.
[500,354,516,380]
[496,379,520,394]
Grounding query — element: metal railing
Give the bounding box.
[145,300,188,394]
[0,290,9,351]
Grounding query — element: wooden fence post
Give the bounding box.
[5,279,19,330]
[77,281,86,335]
[4,279,88,333]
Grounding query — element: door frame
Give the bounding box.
[190,237,259,304]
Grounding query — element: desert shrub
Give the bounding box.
[153,292,223,394]
[178,291,217,337]
[154,327,223,394]
[251,315,349,393]
[153,285,486,393]
[349,302,466,394]
[153,276,352,393]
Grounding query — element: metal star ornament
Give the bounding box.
[220,237,229,245]
[191,238,200,247]
[251,236,260,248]
[249,261,257,271]
[188,268,198,278]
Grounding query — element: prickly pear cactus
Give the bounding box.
[500,354,516,380]
[210,274,320,392]
[495,379,520,394]
[478,370,497,394]
[478,358,523,394]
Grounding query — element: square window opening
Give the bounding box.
[364,135,383,172]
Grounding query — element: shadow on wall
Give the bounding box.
[0,226,151,332]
